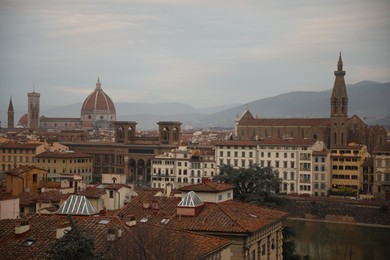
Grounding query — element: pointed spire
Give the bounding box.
[8,96,14,112]
[96,78,102,90]
[337,52,343,71]
[334,52,345,76]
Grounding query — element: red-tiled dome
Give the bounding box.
[81,79,116,114]
[18,113,28,127]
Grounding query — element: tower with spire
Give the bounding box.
[330,53,348,148]
[28,88,40,130]
[7,97,14,129]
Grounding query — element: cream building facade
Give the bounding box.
[215,138,330,196]
[151,146,217,189]
[373,145,390,200]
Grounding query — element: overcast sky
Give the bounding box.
[1,0,389,120]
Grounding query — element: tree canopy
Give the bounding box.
[213,164,281,201]
[47,216,102,260]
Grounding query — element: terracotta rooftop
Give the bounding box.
[19,191,68,206]
[78,187,106,199]
[118,189,288,234]
[238,117,331,127]
[0,214,230,260]
[36,150,93,158]
[40,117,82,122]
[6,166,47,176]
[179,179,235,193]
[213,140,259,146]
[257,137,317,146]
[373,145,390,153]
[0,142,41,149]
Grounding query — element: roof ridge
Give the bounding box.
[215,202,247,232]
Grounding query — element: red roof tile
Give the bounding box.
[118,190,288,235]
[35,150,93,158]
[179,179,235,193]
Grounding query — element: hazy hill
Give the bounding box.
[11,80,388,130]
[188,81,390,129]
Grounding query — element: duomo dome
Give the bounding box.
[80,78,116,129]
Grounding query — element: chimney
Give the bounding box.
[56,222,71,239]
[166,183,172,197]
[202,177,211,184]
[107,228,116,241]
[15,220,30,235]
[151,199,160,210]
[125,215,136,227]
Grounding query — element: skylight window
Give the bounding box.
[21,238,36,247]
[98,219,110,225]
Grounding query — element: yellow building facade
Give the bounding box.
[330,144,369,191]
[5,166,48,196]
[35,150,93,184]
[0,143,40,172]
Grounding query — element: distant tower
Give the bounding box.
[28,89,40,130]
[330,53,348,148]
[7,97,14,129]
[158,121,182,145]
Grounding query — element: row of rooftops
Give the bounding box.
[0,179,288,259]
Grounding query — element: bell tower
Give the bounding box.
[7,97,14,129]
[28,89,40,130]
[158,121,181,145]
[330,53,348,148]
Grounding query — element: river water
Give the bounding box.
[284,218,390,260]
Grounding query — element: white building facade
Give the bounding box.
[151,147,217,189]
[215,138,330,196]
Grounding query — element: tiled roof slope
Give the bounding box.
[0,215,125,260]
[239,118,331,127]
[118,190,288,234]
[179,180,235,193]
[19,190,68,206]
[0,215,231,260]
[36,150,93,158]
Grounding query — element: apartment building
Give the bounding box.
[312,150,331,196]
[215,138,329,196]
[4,166,48,196]
[373,145,390,200]
[330,144,369,191]
[257,138,327,195]
[0,143,40,171]
[35,150,93,184]
[151,147,216,189]
[214,141,258,170]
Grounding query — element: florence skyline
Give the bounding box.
[1,0,390,115]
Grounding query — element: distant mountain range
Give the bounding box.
[30,80,390,130]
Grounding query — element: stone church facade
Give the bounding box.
[235,54,386,153]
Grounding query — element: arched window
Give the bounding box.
[334,98,338,113]
[117,127,124,142]
[128,126,134,140]
[162,127,169,142]
[173,127,178,141]
[341,132,344,144]
[341,98,346,113]
[334,132,337,145]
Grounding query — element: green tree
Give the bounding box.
[47,216,101,260]
[213,164,281,201]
